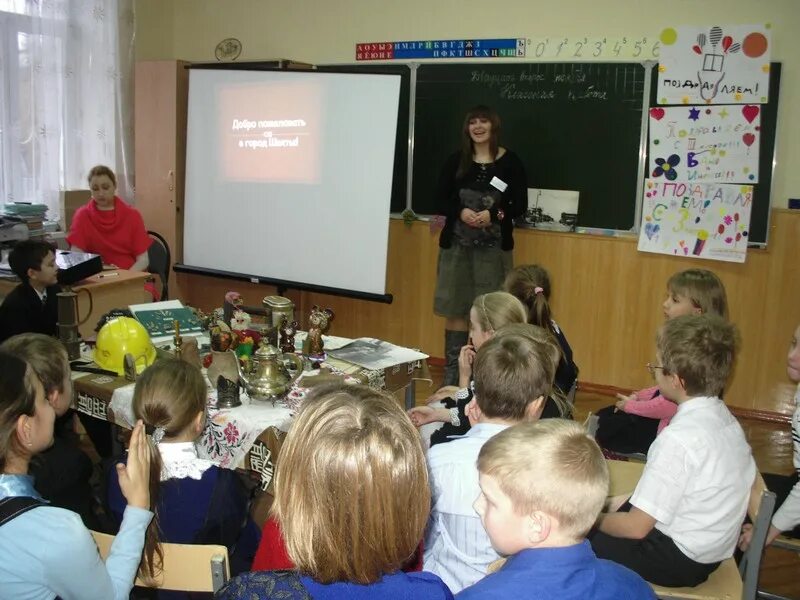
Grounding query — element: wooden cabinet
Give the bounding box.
[134,60,188,296]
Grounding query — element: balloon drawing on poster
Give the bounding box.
[638,179,753,263]
[657,24,771,105]
[648,104,760,184]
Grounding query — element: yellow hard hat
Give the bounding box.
[94,316,156,376]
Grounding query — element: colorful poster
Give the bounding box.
[638,179,753,263]
[656,24,771,105]
[648,104,760,184]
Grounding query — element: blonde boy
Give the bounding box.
[457,420,654,599]
[591,314,756,587]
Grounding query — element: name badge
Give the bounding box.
[489,176,508,192]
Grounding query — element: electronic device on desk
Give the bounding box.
[560,213,578,232]
[56,249,102,285]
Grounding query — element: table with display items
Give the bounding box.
[72,352,430,495]
[0,269,151,338]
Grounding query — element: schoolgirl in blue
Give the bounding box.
[107,359,259,599]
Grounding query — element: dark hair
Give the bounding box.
[0,351,40,472]
[87,165,117,187]
[457,105,501,179]
[8,240,56,284]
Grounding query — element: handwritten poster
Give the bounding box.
[648,104,760,184]
[657,24,771,105]
[638,179,753,263]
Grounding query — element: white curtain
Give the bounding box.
[0,0,135,223]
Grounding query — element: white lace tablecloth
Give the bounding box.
[108,382,293,470]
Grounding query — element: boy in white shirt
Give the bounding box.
[590,314,756,587]
[424,323,559,593]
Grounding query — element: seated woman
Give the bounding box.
[0,350,152,599]
[67,164,151,271]
[106,359,259,598]
[216,383,453,600]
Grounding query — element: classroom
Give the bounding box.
[134,0,800,417]
[1,0,799,597]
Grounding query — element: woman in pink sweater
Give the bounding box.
[595,269,729,453]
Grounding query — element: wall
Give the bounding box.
[137,1,800,415]
[177,210,800,416]
[135,0,800,208]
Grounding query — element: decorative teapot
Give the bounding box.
[236,342,304,401]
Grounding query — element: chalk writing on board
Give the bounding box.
[467,69,609,102]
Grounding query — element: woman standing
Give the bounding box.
[434,106,528,385]
[67,165,151,271]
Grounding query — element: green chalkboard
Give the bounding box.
[412,62,649,230]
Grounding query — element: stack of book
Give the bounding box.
[3,203,49,239]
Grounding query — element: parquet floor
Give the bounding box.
[415,367,800,599]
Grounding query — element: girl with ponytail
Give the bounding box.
[106,359,259,597]
[502,264,578,396]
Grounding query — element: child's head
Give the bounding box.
[8,240,58,287]
[788,324,800,384]
[472,323,559,422]
[503,264,553,329]
[655,314,738,399]
[273,383,429,585]
[475,419,608,554]
[469,291,528,350]
[664,269,728,320]
[0,351,52,471]
[133,359,207,583]
[0,334,71,416]
[132,359,206,439]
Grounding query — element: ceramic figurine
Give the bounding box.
[223,291,243,326]
[279,316,299,355]
[210,320,237,352]
[230,309,252,334]
[304,306,334,359]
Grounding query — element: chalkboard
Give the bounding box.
[412,62,649,230]
[318,64,411,213]
[408,61,780,244]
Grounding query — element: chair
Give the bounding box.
[755,535,800,599]
[146,230,170,300]
[91,530,229,593]
[649,473,776,600]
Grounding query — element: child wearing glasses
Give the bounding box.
[590,314,755,587]
[595,269,729,454]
